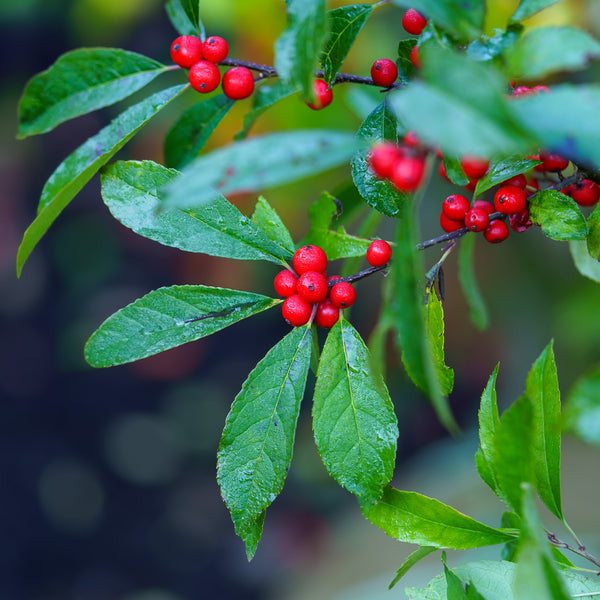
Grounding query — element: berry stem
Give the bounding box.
[547,532,600,571]
[329,263,389,286]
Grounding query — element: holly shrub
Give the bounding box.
[15,0,600,596]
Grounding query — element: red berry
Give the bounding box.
[484,219,509,243]
[539,151,569,172]
[202,35,229,63]
[366,239,392,267]
[464,207,490,232]
[368,142,403,179]
[473,200,494,215]
[222,66,255,100]
[509,208,533,233]
[494,185,527,214]
[532,85,550,94]
[512,86,534,97]
[327,275,342,283]
[526,177,539,196]
[503,173,527,189]
[460,156,489,180]
[389,156,425,192]
[274,270,297,297]
[305,79,333,110]
[371,58,398,87]
[439,211,464,233]
[315,299,340,329]
[567,179,600,206]
[282,295,313,327]
[297,271,329,304]
[410,45,421,68]
[438,162,450,182]
[442,194,470,221]
[170,35,203,68]
[293,245,328,275]
[329,282,356,308]
[402,8,427,35]
[403,130,420,147]
[188,60,221,93]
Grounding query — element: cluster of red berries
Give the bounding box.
[274,240,392,328]
[170,34,255,100]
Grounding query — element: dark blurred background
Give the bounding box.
[3,1,600,599]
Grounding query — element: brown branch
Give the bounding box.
[547,533,600,572]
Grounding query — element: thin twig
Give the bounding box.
[547,533,600,572]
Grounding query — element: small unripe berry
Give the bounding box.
[366,239,392,267]
[293,245,328,275]
[442,194,470,221]
[464,207,490,232]
[389,156,425,192]
[297,271,329,304]
[439,212,464,233]
[222,66,255,100]
[170,35,203,68]
[282,295,313,327]
[484,219,509,243]
[188,60,221,93]
[315,299,339,329]
[202,35,229,63]
[402,9,427,35]
[494,185,527,214]
[410,45,421,69]
[368,142,403,179]
[371,58,398,87]
[274,270,297,297]
[305,79,333,110]
[329,282,356,308]
[460,156,489,180]
[566,179,600,206]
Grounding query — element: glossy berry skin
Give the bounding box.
[442,194,470,221]
[509,208,533,233]
[389,156,425,192]
[473,200,494,215]
[368,142,403,179]
[315,299,339,329]
[410,45,421,68]
[222,67,255,100]
[494,185,527,214]
[366,240,392,267]
[503,173,527,189]
[329,282,356,308]
[402,8,427,35]
[484,219,509,243]
[566,179,600,206]
[274,270,297,297]
[371,59,398,87]
[460,156,489,180]
[282,295,313,327]
[464,207,490,232]
[188,60,221,93]
[293,245,327,275]
[439,212,464,233]
[540,151,569,172]
[170,35,203,68]
[305,79,333,110]
[297,271,329,304]
[202,35,229,63]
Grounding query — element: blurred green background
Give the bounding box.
[3,1,600,599]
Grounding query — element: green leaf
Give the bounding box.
[312,318,398,507]
[391,0,485,41]
[443,558,469,600]
[397,39,417,82]
[524,341,563,520]
[251,196,296,257]
[389,47,532,158]
[17,48,167,138]
[217,325,312,557]
[16,84,187,277]
[467,25,523,62]
[239,511,265,561]
[505,27,600,80]
[320,4,373,85]
[529,190,588,241]
[426,289,454,397]
[351,99,406,218]
[363,487,514,549]
[164,94,235,169]
[391,200,458,434]
[587,202,600,260]
[442,155,469,186]
[160,130,362,209]
[304,192,371,260]
[389,546,437,590]
[100,160,292,263]
[512,0,566,22]
[274,0,328,101]
[85,285,279,367]
[474,155,541,197]
[457,234,488,330]
[564,365,600,447]
[569,240,600,283]
[236,81,300,140]
[165,0,204,37]
[509,85,600,168]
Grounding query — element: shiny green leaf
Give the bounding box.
[443,558,470,600]
[240,511,265,561]
[397,39,417,82]
[389,546,437,590]
[569,240,600,283]
[457,234,488,330]
[165,0,204,37]
[17,48,167,138]
[164,94,235,169]
[474,155,540,196]
[320,4,373,85]
[587,202,600,260]
[16,85,187,277]
[529,190,588,241]
[313,318,398,507]
[251,196,296,257]
[467,25,523,62]
[85,285,279,367]
[363,487,514,549]
[426,289,454,397]
[442,155,469,186]
[101,160,292,263]
[512,0,567,22]
[217,325,312,557]
[564,365,600,447]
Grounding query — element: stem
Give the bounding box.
[547,533,600,572]
[330,263,389,286]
